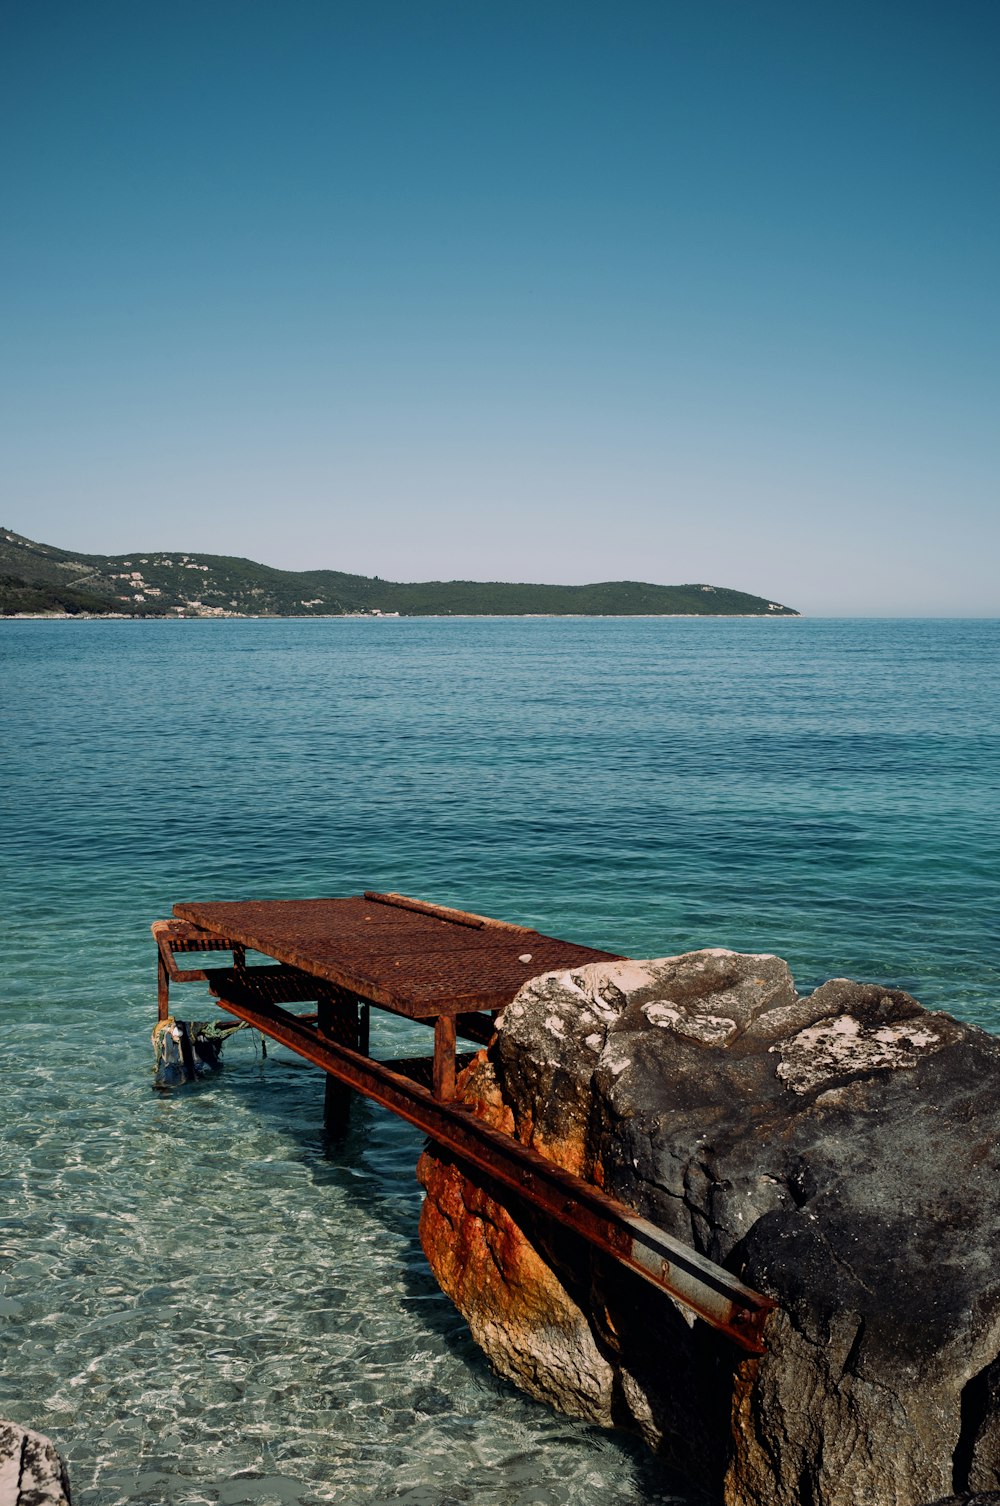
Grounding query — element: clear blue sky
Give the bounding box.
[2,1,997,614]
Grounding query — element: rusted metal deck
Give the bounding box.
[153,890,775,1354]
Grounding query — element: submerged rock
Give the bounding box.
[418,950,1000,1506]
[0,1421,72,1505]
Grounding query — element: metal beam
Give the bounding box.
[208,980,775,1354]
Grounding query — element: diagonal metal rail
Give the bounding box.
[208,976,775,1354]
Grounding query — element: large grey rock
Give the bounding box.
[418,951,1000,1506]
[0,1422,72,1506]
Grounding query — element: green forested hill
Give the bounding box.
[0,527,799,618]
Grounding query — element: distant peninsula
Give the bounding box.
[0,527,799,619]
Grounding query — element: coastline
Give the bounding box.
[0,610,804,622]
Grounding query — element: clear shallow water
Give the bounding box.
[2,616,998,1505]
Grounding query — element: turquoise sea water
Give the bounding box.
[2,616,998,1505]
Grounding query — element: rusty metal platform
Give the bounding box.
[152,891,776,1354]
[171,891,622,1015]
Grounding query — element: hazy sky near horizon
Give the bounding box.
[2,2,997,615]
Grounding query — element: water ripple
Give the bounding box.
[1,617,998,1501]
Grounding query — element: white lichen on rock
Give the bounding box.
[641,1000,740,1046]
[774,1012,943,1095]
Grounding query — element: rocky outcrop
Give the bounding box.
[0,1421,72,1505]
[418,950,1000,1506]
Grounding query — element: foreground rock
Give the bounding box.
[0,1421,72,1505]
[418,951,1000,1506]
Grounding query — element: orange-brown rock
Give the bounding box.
[417,1050,615,1419]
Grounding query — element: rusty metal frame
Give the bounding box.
[153,919,246,1020]
[205,969,772,1352]
[362,891,535,932]
[151,902,776,1354]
